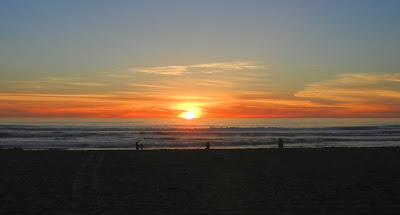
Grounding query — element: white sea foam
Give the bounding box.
[1,118,399,149]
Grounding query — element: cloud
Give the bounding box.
[130,84,172,89]
[130,61,265,75]
[235,92,335,108]
[131,66,189,75]
[0,77,107,89]
[0,93,176,103]
[0,92,212,118]
[41,77,106,87]
[191,61,265,70]
[66,82,106,86]
[295,72,400,103]
[305,73,400,87]
[191,79,235,87]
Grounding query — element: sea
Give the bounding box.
[1,118,400,150]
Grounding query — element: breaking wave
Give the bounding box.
[1,122,400,149]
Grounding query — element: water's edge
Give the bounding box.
[1,118,400,149]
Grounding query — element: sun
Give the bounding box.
[182,111,196,119]
[177,105,202,119]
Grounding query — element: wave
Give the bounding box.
[1,124,400,149]
[1,128,400,139]
[1,124,400,131]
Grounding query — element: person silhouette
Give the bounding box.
[205,141,210,150]
[278,139,284,148]
[136,142,140,150]
[140,143,144,150]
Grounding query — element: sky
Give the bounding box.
[1,0,400,118]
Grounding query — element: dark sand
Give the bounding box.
[1,148,400,214]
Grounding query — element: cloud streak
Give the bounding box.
[130,61,265,75]
[191,62,265,70]
[295,73,400,102]
[0,77,107,89]
[130,84,172,89]
[132,66,189,75]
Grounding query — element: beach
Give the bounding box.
[1,148,400,214]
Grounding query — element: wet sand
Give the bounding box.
[1,148,400,214]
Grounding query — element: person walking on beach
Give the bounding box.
[140,143,144,150]
[136,142,140,150]
[278,138,284,148]
[205,141,210,150]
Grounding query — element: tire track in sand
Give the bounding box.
[71,153,95,212]
[71,152,107,214]
[91,151,107,214]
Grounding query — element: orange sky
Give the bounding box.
[1,2,400,118]
[1,66,400,118]
[1,69,400,118]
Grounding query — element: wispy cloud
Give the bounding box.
[295,73,400,103]
[304,73,400,87]
[0,93,181,104]
[1,77,106,88]
[130,61,266,75]
[42,77,107,87]
[103,72,132,78]
[234,92,335,108]
[66,82,106,86]
[131,66,189,75]
[130,84,172,89]
[192,79,235,87]
[191,61,265,70]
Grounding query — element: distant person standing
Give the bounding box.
[140,143,144,150]
[278,139,284,148]
[136,142,140,150]
[205,141,210,150]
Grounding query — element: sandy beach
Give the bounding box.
[1,148,400,214]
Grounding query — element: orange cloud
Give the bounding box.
[294,72,400,117]
[1,71,400,118]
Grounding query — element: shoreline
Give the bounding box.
[3,145,400,151]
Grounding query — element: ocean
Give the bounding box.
[1,118,399,149]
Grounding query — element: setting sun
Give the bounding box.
[177,104,203,119]
[182,111,196,119]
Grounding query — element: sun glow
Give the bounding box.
[182,111,196,119]
[177,104,203,119]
